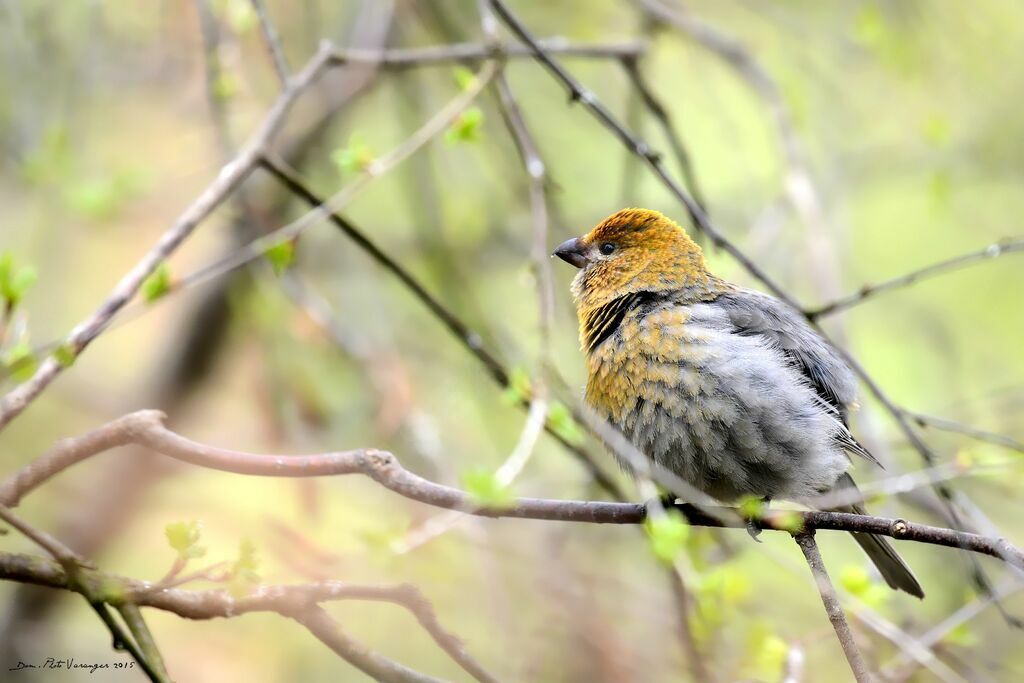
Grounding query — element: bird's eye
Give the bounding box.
[599,242,616,255]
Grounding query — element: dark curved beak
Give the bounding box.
[552,237,587,269]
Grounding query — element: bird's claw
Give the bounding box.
[745,496,770,543]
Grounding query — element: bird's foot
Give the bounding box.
[658,492,681,510]
[745,496,772,543]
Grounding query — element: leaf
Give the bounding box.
[840,565,871,596]
[738,495,765,519]
[645,509,690,565]
[142,263,172,303]
[65,170,145,221]
[165,521,206,560]
[331,134,374,174]
[839,564,888,607]
[500,366,532,405]
[945,623,979,648]
[461,467,515,508]
[212,72,239,102]
[922,115,951,147]
[53,341,78,368]
[772,510,804,534]
[222,0,257,33]
[21,123,72,185]
[453,66,477,91]
[228,538,261,597]
[264,240,295,275]
[2,340,38,382]
[0,253,38,308]
[445,107,484,144]
[547,401,584,446]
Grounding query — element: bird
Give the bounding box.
[552,207,924,598]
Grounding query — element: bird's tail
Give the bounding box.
[832,474,925,599]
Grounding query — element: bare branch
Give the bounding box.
[4,411,1024,570]
[0,552,498,683]
[903,410,1024,453]
[326,40,647,67]
[249,0,290,88]
[794,531,873,683]
[807,239,1024,319]
[294,606,448,683]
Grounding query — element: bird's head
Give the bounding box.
[553,208,716,310]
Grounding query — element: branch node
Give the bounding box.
[891,519,909,538]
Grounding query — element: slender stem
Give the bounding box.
[807,240,1024,319]
[249,0,290,88]
[794,531,873,683]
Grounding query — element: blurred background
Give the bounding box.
[1,1,1023,681]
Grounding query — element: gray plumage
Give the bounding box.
[586,286,924,598]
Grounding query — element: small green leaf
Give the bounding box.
[501,366,532,405]
[461,467,515,508]
[212,71,239,102]
[739,495,765,519]
[547,401,584,446]
[0,253,38,308]
[142,263,172,303]
[772,510,804,534]
[644,509,690,565]
[331,134,374,174]
[840,565,871,596]
[945,623,978,647]
[922,115,951,147]
[228,538,261,597]
[165,521,206,560]
[453,66,477,91]
[3,340,38,382]
[53,341,78,368]
[445,107,484,144]
[264,240,295,275]
[223,0,257,33]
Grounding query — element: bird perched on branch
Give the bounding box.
[553,208,923,598]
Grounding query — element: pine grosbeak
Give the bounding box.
[554,208,923,598]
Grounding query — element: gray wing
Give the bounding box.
[715,288,880,467]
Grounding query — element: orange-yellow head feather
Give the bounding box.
[553,208,725,312]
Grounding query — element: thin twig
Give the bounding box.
[794,531,873,683]
[325,39,647,67]
[118,604,171,682]
[289,606,448,683]
[249,0,290,88]
[666,567,713,683]
[619,55,708,214]
[903,410,1024,454]
[807,239,1024,319]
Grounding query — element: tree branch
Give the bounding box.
[4,411,1023,570]
[806,239,1024,320]
[0,551,497,683]
[794,531,873,683]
